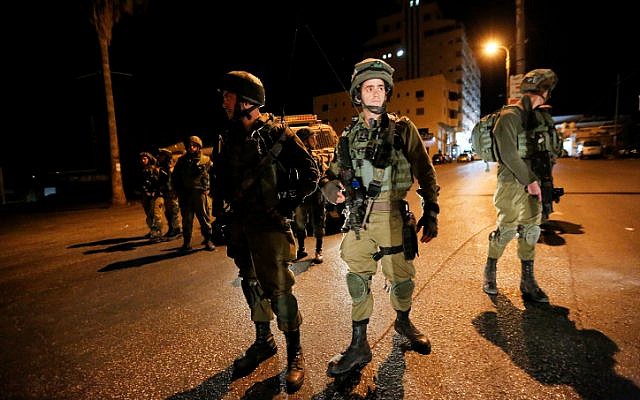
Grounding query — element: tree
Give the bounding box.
[89,0,139,206]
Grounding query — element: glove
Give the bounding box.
[416,202,439,243]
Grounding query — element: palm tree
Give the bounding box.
[89,0,139,206]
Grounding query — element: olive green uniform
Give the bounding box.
[489,107,554,261]
[326,113,439,321]
[212,114,319,332]
[140,153,163,238]
[172,150,213,244]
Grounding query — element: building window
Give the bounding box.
[322,104,329,112]
[416,90,424,99]
[416,107,425,115]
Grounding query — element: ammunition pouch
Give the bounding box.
[400,200,419,260]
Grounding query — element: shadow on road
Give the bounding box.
[98,248,200,272]
[68,235,147,249]
[472,294,640,399]
[539,219,584,246]
[166,365,233,400]
[312,335,408,399]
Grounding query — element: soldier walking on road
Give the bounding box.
[172,136,215,252]
[320,58,440,377]
[482,69,560,303]
[138,152,163,241]
[212,71,319,393]
[157,148,181,239]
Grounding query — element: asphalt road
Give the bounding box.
[1,158,639,399]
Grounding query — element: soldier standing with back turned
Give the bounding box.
[482,69,560,302]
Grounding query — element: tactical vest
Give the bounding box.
[347,114,413,197]
[509,108,558,159]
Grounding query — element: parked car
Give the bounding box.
[432,153,446,165]
[576,140,603,159]
[456,152,471,163]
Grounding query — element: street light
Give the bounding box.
[484,41,511,104]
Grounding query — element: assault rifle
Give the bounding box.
[530,151,564,221]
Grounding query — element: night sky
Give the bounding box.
[4,0,638,192]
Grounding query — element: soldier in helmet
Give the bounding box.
[212,70,319,393]
[139,152,163,241]
[172,135,215,252]
[293,127,327,264]
[156,148,181,239]
[319,58,440,377]
[482,68,560,303]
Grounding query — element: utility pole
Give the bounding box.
[515,0,526,75]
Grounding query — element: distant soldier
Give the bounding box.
[293,127,327,264]
[156,148,182,239]
[172,136,215,252]
[139,152,163,241]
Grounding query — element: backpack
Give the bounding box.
[471,109,502,162]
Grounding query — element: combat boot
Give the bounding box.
[394,309,431,355]
[313,238,324,264]
[178,234,192,253]
[520,260,549,302]
[233,321,277,378]
[483,257,498,295]
[327,319,372,377]
[284,329,305,393]
[295,230,307,260]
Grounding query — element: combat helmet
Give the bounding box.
[350,58,394,105]
[219,71,265,107]
[520,69,558,94]
[188,135,203,148]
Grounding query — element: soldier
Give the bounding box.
[172,136,215,252]
[139,152,163,241]
[212,70,319,393]
[320,58,440,377]
[293,127,327,264]
[156,148,181,239]
[482,69,560,303]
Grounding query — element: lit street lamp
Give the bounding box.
[484,41,511,104]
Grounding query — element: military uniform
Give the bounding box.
[139,152,163,240]
[321,58,440,377]
[172,137,214,251]
[157,149,181,238]
[326,112,439,321]
[483,68,560,303]
[215,69,319,393]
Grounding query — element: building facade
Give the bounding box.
[313,1,481,156]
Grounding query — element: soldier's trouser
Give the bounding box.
[488,179,542,261]
[142,196,163,232]
[163,192,181,231]
[228,220,302,332]
[340,209,415,321]
[294,198,326,240]
[180,190,212,240]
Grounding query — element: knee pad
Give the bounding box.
[519,224,541,245]
[489,227,517,247]
[346,272,370,304]
[390,279,415,300]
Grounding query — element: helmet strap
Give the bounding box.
[363,102,386,115]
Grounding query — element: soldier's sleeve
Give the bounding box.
[493,109,538,185]
[401,117,440,209]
